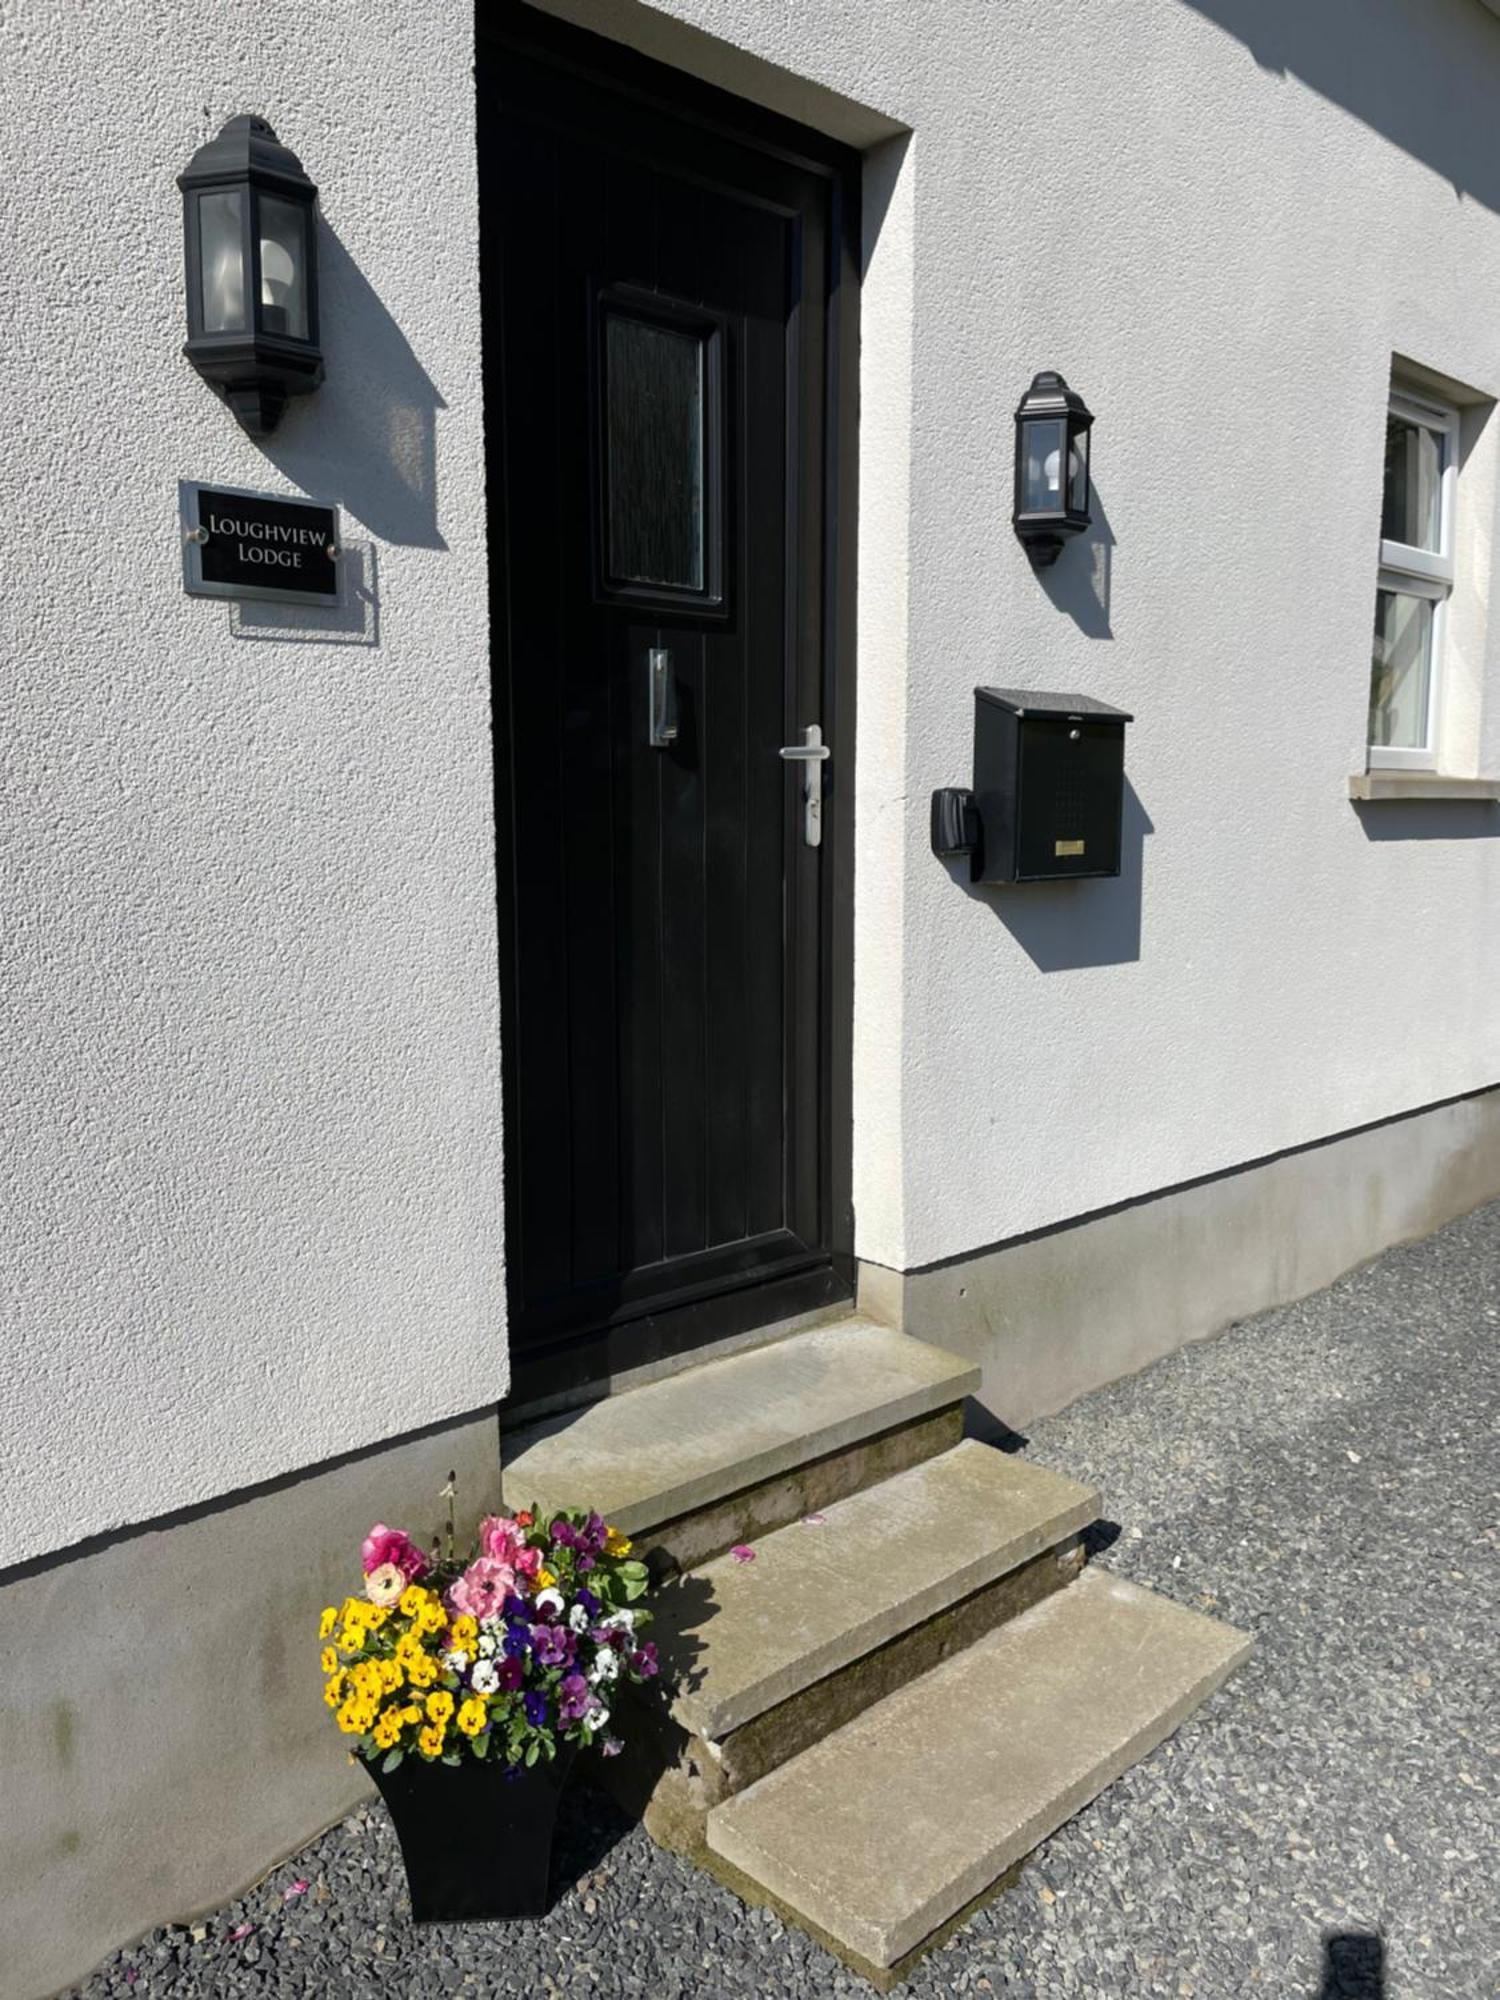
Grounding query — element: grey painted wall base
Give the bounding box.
[859,1087,1500,1429]
[0,1409,501,2000]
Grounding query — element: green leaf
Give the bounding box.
[525,1741,539,1767]
[442,1750,461,1767]
[380,1748,403,1774]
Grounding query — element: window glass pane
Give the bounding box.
[1369,588,1434,749]
[257,194,308,340]
[198,189,245,334]
[1021,419,1065,512]
[605,314,705,590]
[1382,412,1443,552]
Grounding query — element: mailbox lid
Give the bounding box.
[976,688,1134,724]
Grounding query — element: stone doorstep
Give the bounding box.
[501,1316,980,1547]
[625,1537,1087,1852]
[706,1567,1254,1974]
[663,1441,1100,1742]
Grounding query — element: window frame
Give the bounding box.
[1368,386,1459,770]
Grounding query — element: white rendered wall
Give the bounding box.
[0,2,505,1567]
[546,0,1500,1271]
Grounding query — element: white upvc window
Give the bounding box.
[1367,387,1459,769]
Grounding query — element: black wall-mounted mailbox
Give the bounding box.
[958,688,1132,885]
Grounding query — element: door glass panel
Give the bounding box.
[1382,412,1444,552]
[1369,587,1434,749]
[604,313,705,590]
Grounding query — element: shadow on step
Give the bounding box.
[1318,1931,1385,1998]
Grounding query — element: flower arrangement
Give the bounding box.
[320,1487,657,1774]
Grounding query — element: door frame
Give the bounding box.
[478,4,860,1408]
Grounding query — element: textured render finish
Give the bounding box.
[0,1409,501,2000]
[665,1440,1098,1739]
[0,4,504,1564]
[708,1567,1253,1970]
[502,1317,979,1531]
[542,0,1500,1272]
[871,1084,1500,1425]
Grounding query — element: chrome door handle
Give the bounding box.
[648,648,678,747]
[779,724,829,846]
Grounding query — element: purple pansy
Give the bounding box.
[532,1624,574,1667]
[558,1673,591,1722]
[496,1656,524,1691]
[523,1690,549,1727]
[630,1642,660,1679]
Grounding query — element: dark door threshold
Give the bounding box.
[504,1261,853,1417]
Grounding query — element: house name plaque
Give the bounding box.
[181,482,342,607]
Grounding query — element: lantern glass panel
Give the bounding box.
[1067,425,1090,513]
[198,189,246,334]
[1021,418,1066,513]
[256,194,309,340]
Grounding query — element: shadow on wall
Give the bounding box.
[1180,0,1500,215]
[941,777,1153,970]
[259,221,448,552]
[1351,800,1500,842]
[1317,1930,1385,1998]
[1035,484,1114,640]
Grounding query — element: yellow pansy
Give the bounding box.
[535,1567,556,1590]
[450,1615,478,1648]
[336,1700,364,1736]
[378,1658,403,1694]
[398,1584,431,1620]
[425,1689,454,1724]
[365,1605,389,1630]
[417,1724,445,1759]
[373,1707,403,1751]
[457,1698,487,1738]
[352,1661,382,1700]
[319,1647,339,1677]
[318,1606,338,1639]
[417,1600,447,1637]
[604,1527,632,1557]
[324,1673,346,1709]
[405,1653,437,1690]
[400,1705,423,1727]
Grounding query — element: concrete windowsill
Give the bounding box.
[1347,772,1500,803]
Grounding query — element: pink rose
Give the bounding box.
[446,1557,517,1622]
[361,1523,429,1582]
[478,1514,525,1566]
[515,1545,542,1579]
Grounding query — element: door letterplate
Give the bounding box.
[779,724,830,847]
[648,648,678,748]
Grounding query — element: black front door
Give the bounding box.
[480,14,857,1398]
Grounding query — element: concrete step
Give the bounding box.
[666,1440,1098,1744]
[502,1316,979,1570]
[706,1566,1253,1982]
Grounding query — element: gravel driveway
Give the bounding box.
[72,1200,1498,1997]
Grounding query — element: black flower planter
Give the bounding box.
[365,1744,578,1922]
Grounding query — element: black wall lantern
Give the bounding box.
[179,116,323,436]
[1013,371,1093,568]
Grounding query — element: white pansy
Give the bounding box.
[568,1604,591,1633]
[589,1647,621,1683]
[442,1650,470,1675]
[480,1614,503,1633]
[584,1704,610,1733]
[470,1659,500,1695]
[476,1633,498,1659]
[532,1588,565,1617]
[608,1608,637,1632]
